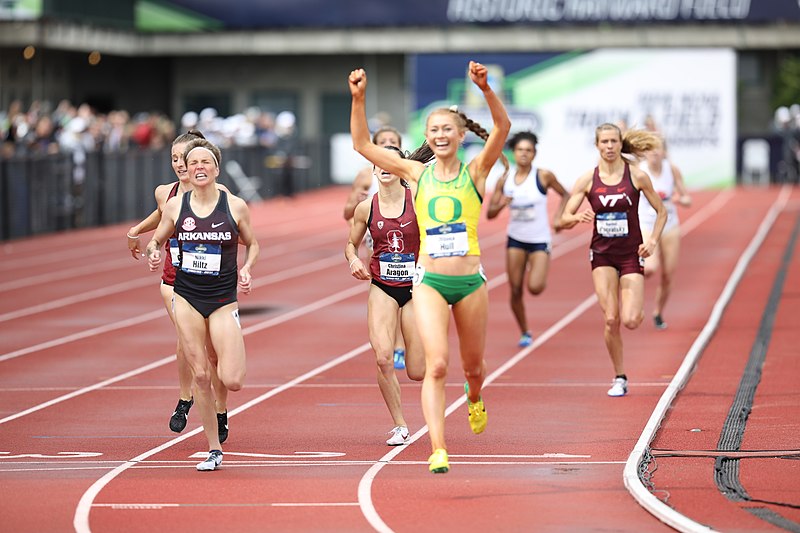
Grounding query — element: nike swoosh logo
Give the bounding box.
[211,222,224,228]
[400,221,413,227]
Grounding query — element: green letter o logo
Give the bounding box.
[428,196,462,223]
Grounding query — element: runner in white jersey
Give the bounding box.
[488,131,568,347]
[638,143,691,330]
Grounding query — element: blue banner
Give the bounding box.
[165,0,800,28]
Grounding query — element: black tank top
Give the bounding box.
[587,163,642,255]
[174,190,240,302]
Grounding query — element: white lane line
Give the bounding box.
[358,189,734,533]
[0,235,343,323]
[72,229,583,532]
[0,254,347,356]
[0,227,339,294]
[2,459,627,474]
[1,466,129,473]
[0,354,175,425]
[0,287,368,426]
[90,503,359,509]
[73,341,371,533]
[0,381,670,393]
[0,258,141,292]
[0,310,166,362]
[0,209,338,271]
[358,294,598,533]
[624,185,791,533]
[0,278,154,323]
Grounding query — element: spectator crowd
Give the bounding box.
[0,99,292,159]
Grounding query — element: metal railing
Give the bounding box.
[0,141,331,241]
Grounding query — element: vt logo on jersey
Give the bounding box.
[599,193,632,207]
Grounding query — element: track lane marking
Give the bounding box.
[0,226,341,293]
[0,286,368,425]
[623,186,790,533]
[0,254,349,356]
[71,229,590,532]
[358,189,736,533]
[73,341,371,533]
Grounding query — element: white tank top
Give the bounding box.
[502,166,551,244]
[638,159,674,215]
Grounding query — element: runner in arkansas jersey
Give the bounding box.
[174,190,240,318]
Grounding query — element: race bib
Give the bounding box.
[596,212,629,238]
[169,238,179,267]
[426,222,469,257]
[180,242,222,275]
[510,204,536,222]
[378,252,415,282]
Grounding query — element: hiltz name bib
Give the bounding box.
[180,242,222,275]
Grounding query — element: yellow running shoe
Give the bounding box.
[428,448,449,474]
[464,382,487,434]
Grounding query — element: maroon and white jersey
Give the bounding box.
[368,187,419,287]
[587,163,642,256]
[162,182,180,285]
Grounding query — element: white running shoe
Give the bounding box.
[386,426,409,446]
[607,377,628,397]
[196,450,223,471]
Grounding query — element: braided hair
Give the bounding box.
[412,106,510,173]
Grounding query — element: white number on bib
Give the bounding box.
[169,238,180,267]
[180,243,222,275]
[426,222,469,257]
[596,212,629,238]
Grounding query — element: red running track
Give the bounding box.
[0,185,798,533]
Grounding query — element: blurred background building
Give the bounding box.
[1,0,799,239]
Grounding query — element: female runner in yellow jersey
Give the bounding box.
[349,61,511,473]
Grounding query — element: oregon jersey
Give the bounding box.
[415,162,483,258]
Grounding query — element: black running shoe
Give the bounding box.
[654,315,668,330]
[169,398,193,433]
[217,411,229,444]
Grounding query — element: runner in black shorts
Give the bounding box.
[126,131,230,439]
[345,145,427,447]
[147,138,259,471]
[559,123,666,398]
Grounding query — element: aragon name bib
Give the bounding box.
[378,252,415,282]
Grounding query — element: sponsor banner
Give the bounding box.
[0,0,41,20]
[410,49,737,190]
[157,0,798,28]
